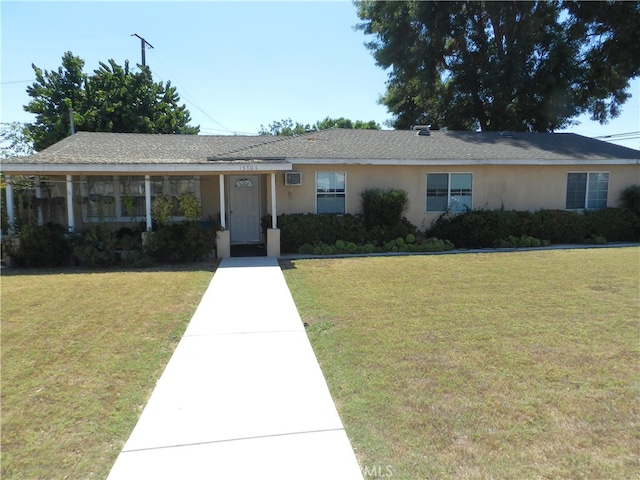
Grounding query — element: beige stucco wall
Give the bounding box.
[273,163,640,230]
[10,164,639,234]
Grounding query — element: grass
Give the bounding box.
[282,248,640,479]
[1,265,215,479]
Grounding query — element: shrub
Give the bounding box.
[151,194,175,225]
[361,188,409,230]
[620,185,640,215]
[366,217,420,246]
[429,207,639,248]
[14,223,70,267]
[527,210,586,244]
[428,209,518,248]
[273,214,369,252]
[495,235,547,248]
[583,208,640,242]
[72,224,118,267]
[147,222,216,263]
[178,192,202,221]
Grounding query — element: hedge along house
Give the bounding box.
[2,128,639,257]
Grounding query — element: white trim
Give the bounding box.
[271,173,277,229]
[228,174,261,244]
[315,171,347,214]
[145,176,152,231]
[78,175,201,224]
[3,158,638,175]
[288,158,639,166]
[565,171,610,210]
[0,162,293,174]
[5,175,14,233]
[426,172,474,213]
[219,174,226,230]
[35,177,44,225]
[66,175,74,232]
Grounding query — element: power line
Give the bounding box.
[147,49,238,135]
[1,80,33,85]
[593,131,640,140]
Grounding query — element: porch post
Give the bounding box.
[219,174,226,229]
[266,173,280,257]
[66,175,74,232]
[270,173,277,229]
[216,174,230,258]
[5,175,15,234]
[145,175,152,231]
[35,176,44,225]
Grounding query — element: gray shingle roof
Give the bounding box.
[220,129,640,161]
[3,129,639,165]
[3,132,289,164]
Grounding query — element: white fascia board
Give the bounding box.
[288,158,640,166]
[0,162,293,174]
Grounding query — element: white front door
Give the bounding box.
[229,175,261,243]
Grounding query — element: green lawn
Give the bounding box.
[282,248,640,479]
[2,249,638,479]
[1,265,215,479]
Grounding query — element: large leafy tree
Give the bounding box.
[1,122,34,159]
[24,52,199,151]
[355,1,640,132]
[259,116,381,136]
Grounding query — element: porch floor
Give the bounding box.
[230,243,266,257]
[107,257,363,479]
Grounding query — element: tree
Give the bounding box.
[24,52,199,151]
[313,117,381,131]
[258,118,312,136]
[1,122,34,159]
[259,116,381,135]
[355,1,640,132]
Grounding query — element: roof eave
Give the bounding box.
[1,161,293,175]
[288,157,640,165]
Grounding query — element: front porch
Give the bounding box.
[3,163,290,259]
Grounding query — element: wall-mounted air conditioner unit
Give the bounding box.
[285,171,302,186]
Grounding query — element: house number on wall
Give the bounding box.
[240,165,258,171]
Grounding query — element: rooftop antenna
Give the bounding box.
[131,33,154,67]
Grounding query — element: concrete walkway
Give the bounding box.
[108,257,363,479]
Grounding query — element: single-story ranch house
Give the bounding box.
[2,128,639,257]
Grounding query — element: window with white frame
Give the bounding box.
[426,173,473,212]
[316,172,346,214]
[565,172,609,209]
[82,175,200,222]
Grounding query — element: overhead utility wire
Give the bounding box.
[146,49,249,135]
[593,131,640,140]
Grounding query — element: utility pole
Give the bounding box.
[131,33,154,67]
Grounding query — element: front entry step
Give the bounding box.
[230,243,266,257]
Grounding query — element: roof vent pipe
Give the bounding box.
[69,108,75,135]
[413,125,430,136]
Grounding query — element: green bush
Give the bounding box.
[273,214,369,253]
[495,235,548,248]
[583,208,640,242]
[620,185,640,215]
[527,210,587,244]
[14,223,70,267]
[71,224,118,267]
[147,222,216,263]
[361,188,409,230]
[429,207,639,248]
[429,209,529,248]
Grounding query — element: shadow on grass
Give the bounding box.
[278,259,298,271]
[0,260,220,277]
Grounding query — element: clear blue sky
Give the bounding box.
[2,0,639,149]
